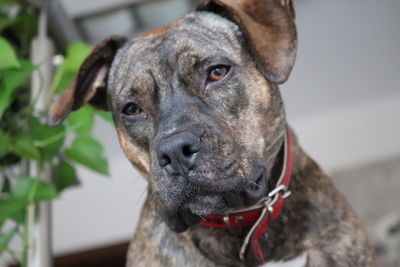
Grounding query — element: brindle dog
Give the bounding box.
[48,0,376,266]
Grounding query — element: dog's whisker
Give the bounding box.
[222,192,231,207]
[134,188,148,210]
[249,181,261,188]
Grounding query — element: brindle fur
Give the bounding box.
[49,0,375,266]
[127,134,375,267]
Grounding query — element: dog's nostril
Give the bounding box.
[159,154,172,167]
[182,144,195,157]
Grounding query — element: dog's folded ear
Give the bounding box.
[197,0,297,84]
[48,36,127,126]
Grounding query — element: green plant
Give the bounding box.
[0,1,111,265]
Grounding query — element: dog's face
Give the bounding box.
[49,0,297,232]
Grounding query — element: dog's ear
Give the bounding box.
[48,36,127,126]
[197,0,297,84]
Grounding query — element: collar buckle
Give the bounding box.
[267,184,291,199]
[260,184,291,215]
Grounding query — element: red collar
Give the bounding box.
[200,129,293,264]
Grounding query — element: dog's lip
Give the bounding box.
[180,194,227,215]
[248,168,266,191]
[242,167,268,205]
[177,167,267,214]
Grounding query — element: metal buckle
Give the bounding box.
[264,200,274,213]
[268,184,291,199]
[223,215,231,229]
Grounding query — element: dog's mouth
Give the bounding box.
[183,168,267,213]
[156,166,268,232]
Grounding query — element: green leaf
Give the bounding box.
[64,43,92,70]
[0,59,35,118]
[51,64,75,94]
[0,227,17,253]
[0,13,15,31]
[10,135,40,160]
[67,105,94,136]
[0,179,57,226]
[8,6,38,57]
[52,161,78,192]
[12,177,58,202]
[29,116,66,161]
[96,110,113,123]
[0,198,25,224]
[52,42,92,93]
[0,37,20,69]
[65,136,109,175]
[0,0,20,5]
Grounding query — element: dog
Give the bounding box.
[48,0,376,266]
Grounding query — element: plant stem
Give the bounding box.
[21,159,40,267]
[22,204,30,267]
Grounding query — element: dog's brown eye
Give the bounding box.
[122,103,142,116]
[208,65,230,82]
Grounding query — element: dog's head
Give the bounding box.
[49,0,297,232]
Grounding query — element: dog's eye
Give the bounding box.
[122,102,142,116]
[207,65,230,83]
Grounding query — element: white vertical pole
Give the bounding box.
[28,5,55,267]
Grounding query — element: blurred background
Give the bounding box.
[2,0,400,266]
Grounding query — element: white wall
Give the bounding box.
[291,93,400,173]
[60,0,144,18]
[282,0,400,119]
[51,0,400,256]
[52,149,147,254]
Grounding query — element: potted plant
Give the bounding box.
[0,1,111,266]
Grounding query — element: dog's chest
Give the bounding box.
[260,253,307,267]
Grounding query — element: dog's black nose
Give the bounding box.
[157,132,200,175]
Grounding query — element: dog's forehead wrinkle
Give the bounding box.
[178,13,243,55]
[191,12,243,42]
[109,12,246,111]
[118,12,242,72]
[112,38,163,96]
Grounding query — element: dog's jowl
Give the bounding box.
[49,0,376,266]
